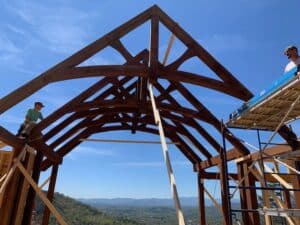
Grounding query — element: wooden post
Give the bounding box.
[237,163,250,225]
[0,147,25,225]
[16,161,67,225]
[289,161,300,225]
[248,166,272,225]
[148,83,186,225]
[21,151,43,225]
[219,122,232,225]
[243,163,260,225]
[14,149,36,225]
[198,172,206,225]
[42,164,59,225]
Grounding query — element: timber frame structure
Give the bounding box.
[0,5,300,225]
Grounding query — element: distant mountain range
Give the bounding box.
[78,197,240,207]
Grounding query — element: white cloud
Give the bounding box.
[0,36,21,53]
[5,24,27,36]
[67,146,116,160]
[0,34,24,66]
[7,1,92,55]
[199,34,249,53]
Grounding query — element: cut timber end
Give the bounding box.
[0,150,13,177]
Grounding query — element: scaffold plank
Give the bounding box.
[228,66,300,130]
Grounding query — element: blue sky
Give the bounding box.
[0,0,300,200]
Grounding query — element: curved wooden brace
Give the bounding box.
[41,122,201,171]
[35,49,148,132]
[45,107,204,149]
[172,81,250,155]
[158,67,248,100]
[155,6,253,100]
[47,112,212,161]
[110,40,133,62]
[165,48,195,70]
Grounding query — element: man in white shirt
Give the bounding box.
[284,45,300,72]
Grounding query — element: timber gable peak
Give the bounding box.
[0,5,252,115]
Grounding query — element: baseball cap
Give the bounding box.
[35,102,44,107]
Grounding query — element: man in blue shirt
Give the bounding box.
[17,102,44,138]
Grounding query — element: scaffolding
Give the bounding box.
[227,66,300,225]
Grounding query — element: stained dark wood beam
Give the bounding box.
[190,120,223,153]
[171,121,212,158]
[40,50,148,141]
[41,120,202,171]
[35,77,114,131]
[65,99,214,125]
[155,82,223,155]
[198,172,206,225]
[173,82,249,155]
[41,164,59,225]
[201,172,238,180]
[46,80,136,148]
[21,151,43,225]
[155,5,253,101]
[154,82,216,157]
[56,65,148,81]
[44,76,134,142]
[0,126,24,149]
[29,138,62,164]
[166,48,195,70]
[110,40,133,62]
[159,66,247,100]
[136,125,201,165]
[149,11,159,80]
[199,149,238,169]
[0,6,154,113]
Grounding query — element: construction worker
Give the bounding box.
[17,102,44,138]
[284,45,300,72]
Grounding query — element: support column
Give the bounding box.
[289,161,300,225]
[42,164,59,225]
[237,163,249,225]
[198,172,206,225]
[0,160,23,225]
[21,151,43,225]
[220,122,232,225]
[243,163,260,225]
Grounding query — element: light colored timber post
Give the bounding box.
[148,83,186,225]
